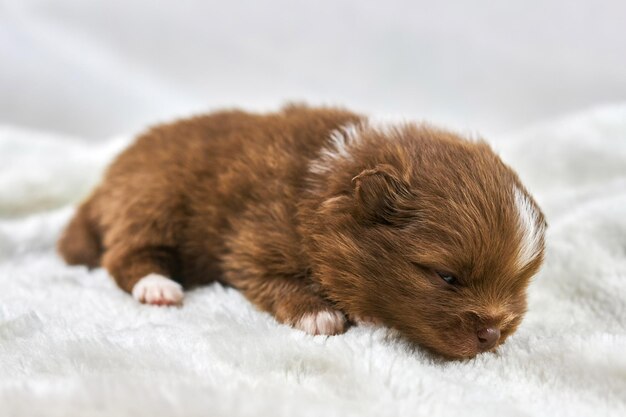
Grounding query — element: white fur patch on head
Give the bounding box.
[513,187,545,269]
[294,310,346,335]
[132,273,184,306]
[308,123,362,175]
[308,119,400,177]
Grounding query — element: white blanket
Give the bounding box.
[1,106,625,417]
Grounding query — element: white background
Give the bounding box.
[1,0,625,140]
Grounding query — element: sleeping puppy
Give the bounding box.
[58,104,546,359]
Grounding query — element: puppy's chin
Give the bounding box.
[413,330,482,360]
[435,341,486,360]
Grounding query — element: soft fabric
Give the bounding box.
[1,106,625,417]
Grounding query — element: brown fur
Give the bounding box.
[58,104,546,359]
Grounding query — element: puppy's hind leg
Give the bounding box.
[102,246,184,306]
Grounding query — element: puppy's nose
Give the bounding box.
[477,327,500,351]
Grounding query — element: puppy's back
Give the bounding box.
[58,105,362,285]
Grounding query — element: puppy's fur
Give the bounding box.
[58,104,546,359]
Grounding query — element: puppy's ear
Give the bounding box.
[352,164,414,225]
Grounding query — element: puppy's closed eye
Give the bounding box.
[411,263,460,288]
[436,271,459,286]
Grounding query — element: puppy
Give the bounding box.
[58,104,546,359]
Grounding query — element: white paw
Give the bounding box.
[131,274,184,306]
[294,310,346,335]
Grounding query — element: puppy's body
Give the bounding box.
[59,105,546,358]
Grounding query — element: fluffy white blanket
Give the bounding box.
[1,107,625,417]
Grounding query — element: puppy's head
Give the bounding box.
[311,124,546,359]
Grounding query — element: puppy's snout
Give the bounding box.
[477,327,500,351]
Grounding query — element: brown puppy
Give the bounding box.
[58,104,546,359]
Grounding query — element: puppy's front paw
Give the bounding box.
[294,310,346,336]
[132,274,184,306]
